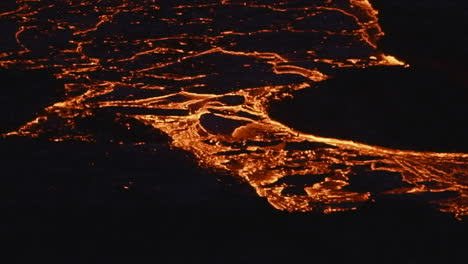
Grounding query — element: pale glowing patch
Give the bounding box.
[380,54,407,66]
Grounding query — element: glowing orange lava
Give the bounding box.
[1,0,466,218]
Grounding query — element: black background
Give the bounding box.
[1,0,467,262]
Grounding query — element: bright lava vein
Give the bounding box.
[1,0,467,218]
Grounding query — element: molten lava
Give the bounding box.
[1,0,466,218]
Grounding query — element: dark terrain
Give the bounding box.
[1,136,466,262]
[0,68,466,262]
[269,0,468,152]
[1,0,467,262]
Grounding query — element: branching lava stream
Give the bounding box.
[1,0,467,218]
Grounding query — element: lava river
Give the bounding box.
[1,0,467,218]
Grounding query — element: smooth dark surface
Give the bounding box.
[269,0,468,153]
[0,69,64,133]
[374,0,468,65]
[1,0,467,262]
[268,65,468,152]
[0,137,466,262]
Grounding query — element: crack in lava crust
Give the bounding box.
[1,0,467,218]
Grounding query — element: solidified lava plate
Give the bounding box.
[1,0,467,218]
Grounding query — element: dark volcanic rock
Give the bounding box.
[373,0,468,65]
[217,95,245,106]
[0,137,231,208]
[268,0,468,152]
[345,169,412,194]
[268,66,468,152]
[0,69,64,133]
[200,113,250,135]
[0,0,16,12]
[265,173,330,188]
[74,109,172,144]
[1,137,466,263]
[0,19,19,53]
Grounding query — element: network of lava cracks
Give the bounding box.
[1,0,467,218]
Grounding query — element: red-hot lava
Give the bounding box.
[1,0,467,218]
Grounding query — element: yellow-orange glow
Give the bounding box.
[1,0,466,218]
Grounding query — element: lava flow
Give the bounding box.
[1,0,467,218]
